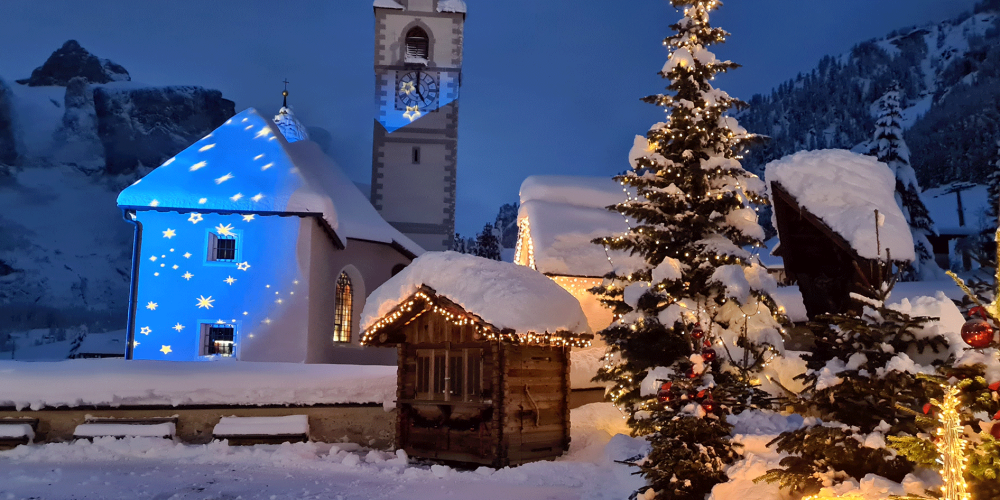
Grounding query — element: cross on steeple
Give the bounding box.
[282,79,289,108]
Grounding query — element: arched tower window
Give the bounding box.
[334,272,353,343]
[405,27,429,64]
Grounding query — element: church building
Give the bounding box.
[371,0,465,251]
[116,106,422,364]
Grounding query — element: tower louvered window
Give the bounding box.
[333,272,353,343]
[405,27,429,63]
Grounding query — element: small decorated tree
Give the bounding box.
[870,86,939,280]
[891,241,1000,499]
[590,1,785,498]
[758,256,949,495]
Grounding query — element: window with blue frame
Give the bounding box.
[207,232,239,263]
[201,323,235,357]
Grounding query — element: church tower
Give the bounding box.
[371,0,465,251]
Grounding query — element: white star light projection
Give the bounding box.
[117,109,319,361]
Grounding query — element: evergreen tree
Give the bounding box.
[494,202,520,249]
[759,264,949,495]
[473,224,501,261]
[590,2,785,498]
[870,86,940,280]
[67,325,89,359]
[987,140,1000,221]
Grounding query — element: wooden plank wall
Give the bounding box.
[501,344,569,466]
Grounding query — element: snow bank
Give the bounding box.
[0,359,396,410]
[361,252,591,335]
[766,149,915,261]
[213,415,308,436]
[518,175,645,276]
[0,403,648,500]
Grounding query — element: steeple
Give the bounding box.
[273,80,309,143]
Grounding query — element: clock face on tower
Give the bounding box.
[396,71,440,110]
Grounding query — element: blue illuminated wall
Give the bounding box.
[131,210,308,362]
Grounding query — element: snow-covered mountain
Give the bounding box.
[0,40,234,336]
[741,0,1000,186]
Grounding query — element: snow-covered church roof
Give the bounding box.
[516,175,645,277]
[361,252,591,335]
[373,0,466,13]
[117,108,423,256]
[765,149,915,262]
[273,107,309,143]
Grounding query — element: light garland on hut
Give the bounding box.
[361,289,592,348]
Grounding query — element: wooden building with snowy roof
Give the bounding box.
[765,149,915,319]
[360,252,592,467]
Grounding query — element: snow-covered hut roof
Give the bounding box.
[517,175,645,277]
[921,183,991,237]
[361,252,592,340]
[117,108,423,256]
[765,149,914,262]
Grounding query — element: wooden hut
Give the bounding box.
[765,150,916,320]
[360,252,592,467]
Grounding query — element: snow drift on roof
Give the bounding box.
[373,0,403,9]
[921,183,991,236]
[361,252,591,335]
[437,0,467,13]
[117,108,423,256]
[518,175,644,276]
[765,149,915,262]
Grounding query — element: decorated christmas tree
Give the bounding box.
[890,245,1000,500]
[759,256,950,495]
[870,86,940,280]
[591,1,784,498]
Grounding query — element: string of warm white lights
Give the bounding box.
[936,384,972,500]
[361,290,592,348]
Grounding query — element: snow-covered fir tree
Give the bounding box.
[591,2,785,498]
[759,264,949,495]
[870,87,939,280]
[473,224,501,261]
[987,139,1000,221]
[67,325,89,359]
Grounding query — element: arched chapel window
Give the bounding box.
[334,272,353,343]
[405,27,429,63]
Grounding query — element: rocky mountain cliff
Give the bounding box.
[740,0,1000,188]
[0,41,234,336]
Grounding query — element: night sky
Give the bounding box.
[0,0,977,236]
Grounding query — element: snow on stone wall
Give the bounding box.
[0,359,396,411]
[765,149,915,262]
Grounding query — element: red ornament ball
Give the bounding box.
[691,327,704,340]
[961,318,994,348]
[701,349,717,362]
[656,382,673,403]
[702,401,714,413]
[991,423,1000,441]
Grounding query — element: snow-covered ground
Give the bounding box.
[1,402,647,500]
